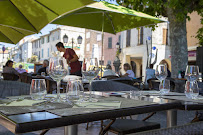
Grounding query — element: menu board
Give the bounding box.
[34,63,43,73]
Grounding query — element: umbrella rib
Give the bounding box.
[34,0,59,16]
[104,12,116,34]
[10,27,25,36]
[9,0,38,32]
[0,31,14,44]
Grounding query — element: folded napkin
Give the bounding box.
[0,99,46,106]
[73,101,121,108]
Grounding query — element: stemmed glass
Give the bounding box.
[82,58,100,102]
[48,56,69,102]
[185,65,199,99]
[155,64,168,95]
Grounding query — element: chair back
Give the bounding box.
[102,75,119,80]
[0,81,30,98]
[2,73,19,81]
[19,73,28,83]
[91,80,138,91]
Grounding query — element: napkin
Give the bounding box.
[0,99,46,106]
[73,101,121,108]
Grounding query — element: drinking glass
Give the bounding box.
[41,72,46,76]
[159,79,170,95]
[185,81,199,99]
[185,65,199,82]
[48,56,69,102]
[66,79,80,100]
[30,79,47,100]
[155,64,168,94]
[155,64,168,81]
[82,58,100,102]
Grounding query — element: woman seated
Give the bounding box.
[120,63,135,79]
[3,60,19,75]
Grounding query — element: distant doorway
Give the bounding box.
[131,61,136,77]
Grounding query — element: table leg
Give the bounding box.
[64,125,78,135]
[166,109,177,127]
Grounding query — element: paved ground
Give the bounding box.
[0,110,196,135]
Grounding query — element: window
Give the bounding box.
[108,37,112,49]
[52,36,55,41]
[41,37,44,44]
[38,40,41,48]
[48,48,49,57]
[97,34,101,41]
[86,32,90,38]
[86,43,90,51]
[163,28,168,45]
[47,36,50,43]
[57,31,60,40]
[41,49,43,58]
[138,27,144,45]
[107,60,111,65]
[38,51,40,60]
[126,30,131,47]
[99,60,104,65]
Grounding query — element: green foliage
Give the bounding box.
[27,55,38,63]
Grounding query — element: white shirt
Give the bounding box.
[103,69,117,77]
[126,70,135,78]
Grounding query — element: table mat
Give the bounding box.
[0,101,72,116]
[0,99,46,106]
[162,95,203,103]
[73,101,121,108]
[48,97,156,117]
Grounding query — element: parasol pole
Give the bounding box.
[100,12,105,77]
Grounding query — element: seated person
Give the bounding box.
[3,60,19,75]
[37,59,49,75]
[145,64,155,84]
[15,64,27,74]
[120,63,135,78]
[103,64,118,77]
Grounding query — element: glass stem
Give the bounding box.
[57,81,61,99]
[89,80,92,100]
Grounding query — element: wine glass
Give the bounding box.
[185,81,199,99]
[155,64,168,94]
[185,65,199,82]
[30,79,47,100]
[66,79,80,100]
[48,56,69,102]
[82,58,100,102]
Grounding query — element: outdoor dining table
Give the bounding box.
[0,91,203,135]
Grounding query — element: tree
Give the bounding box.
[27,55,38,63]
[118,0,202,77]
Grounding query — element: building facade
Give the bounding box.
[84,29,120,69]
[119,19,170,79]
[32,26,86,62]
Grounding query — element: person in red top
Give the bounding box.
[56,42,82,76]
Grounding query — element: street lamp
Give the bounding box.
[63,34,68,44]
[113,42,121,73]
[77,35,83,44]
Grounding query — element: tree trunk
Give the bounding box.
[167,8,188,78]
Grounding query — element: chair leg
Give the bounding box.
[40,129,49,135]
[86,122,89,130]
[99,119,116,135]
[142,112,156,121]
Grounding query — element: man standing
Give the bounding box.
[55,42,81,76]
